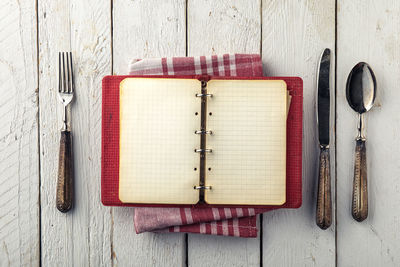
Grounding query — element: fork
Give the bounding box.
[56,52,74,212]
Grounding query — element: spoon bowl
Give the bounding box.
[346,62,376,114]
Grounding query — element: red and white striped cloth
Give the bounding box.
[129,54,274,238]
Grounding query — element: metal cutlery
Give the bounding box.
[346,62,376,222]
[316,48,332,229]
[56,52,74,213]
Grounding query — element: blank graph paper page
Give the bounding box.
[119,78,200,204]
[205,80,287,205]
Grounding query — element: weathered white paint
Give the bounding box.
[187,1,261,266]
[0,0,40,266]
[261,0,336,266]
[337,0,400,266]
[112,0,187,266]
[2,0,400,266]
[38,0,112,266]
[187,0,261,56]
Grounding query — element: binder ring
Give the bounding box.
[194,148,212,153]
[196,93,213,97]
[194,185,212,190]
[195,130,213,135]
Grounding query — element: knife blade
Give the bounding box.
[317,49,331,146]
[316,48,332,230]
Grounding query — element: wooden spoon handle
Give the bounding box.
[352,139,368,221]
[316,147,332,229]
[56,130,73,212]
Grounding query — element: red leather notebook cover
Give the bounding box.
[101,75,303,208]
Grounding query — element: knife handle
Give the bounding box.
[352,139,368,222]
[56,130,73,212]
[316,146,332,229]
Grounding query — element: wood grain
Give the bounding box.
[187,1,261,266]
[188,0,261,56]
[261,0,336,266]
[4,0,400,265]
[337,0,400,265]
[112,0,187,266]
[113,0,187,74]
[0,0,40,265]
[38,0,112,265]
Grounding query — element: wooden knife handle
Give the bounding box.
[56,130,73,212]
[352,139,368,222]
[316,147,332,229]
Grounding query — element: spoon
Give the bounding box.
[346,62,376,222]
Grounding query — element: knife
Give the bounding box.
[316,48,332,230]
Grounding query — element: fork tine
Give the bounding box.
[58,51,74,94]
[62,52,67,93]
[69,52,74,93]
[58,52,62,93]
[66,52,71,93]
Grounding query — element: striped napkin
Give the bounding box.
[129,54,276,238]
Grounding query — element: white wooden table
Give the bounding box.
[1,0,399,266]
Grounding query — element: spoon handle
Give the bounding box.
[352,139,368,221]
[316,147,332,229]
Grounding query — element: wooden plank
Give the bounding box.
[112,0,187,266]
[261,1,336,266]
[337,1,400,265]
[187,1,261,266]
[38,0,112,265]
[113,0,187,73]
[0,0,40,266]
[188,0,261,56]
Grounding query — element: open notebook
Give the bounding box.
[118,78,287,205]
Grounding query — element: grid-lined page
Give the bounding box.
[119,78,200,204]
[205,80,287,205]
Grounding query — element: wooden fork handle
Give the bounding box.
[352,139,368,222]
[316,147,332,229]
[56,130,73,212]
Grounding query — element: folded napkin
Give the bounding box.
[129,54,279,238]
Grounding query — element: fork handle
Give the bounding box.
[56,130,73,212]
[316,146,332,229]
[352,139,368,222]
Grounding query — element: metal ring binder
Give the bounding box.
[194,148,212,153]
[195,80,211,204]
[194,185,212,190]
[196,93,213,97]
[195,130,213,135]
